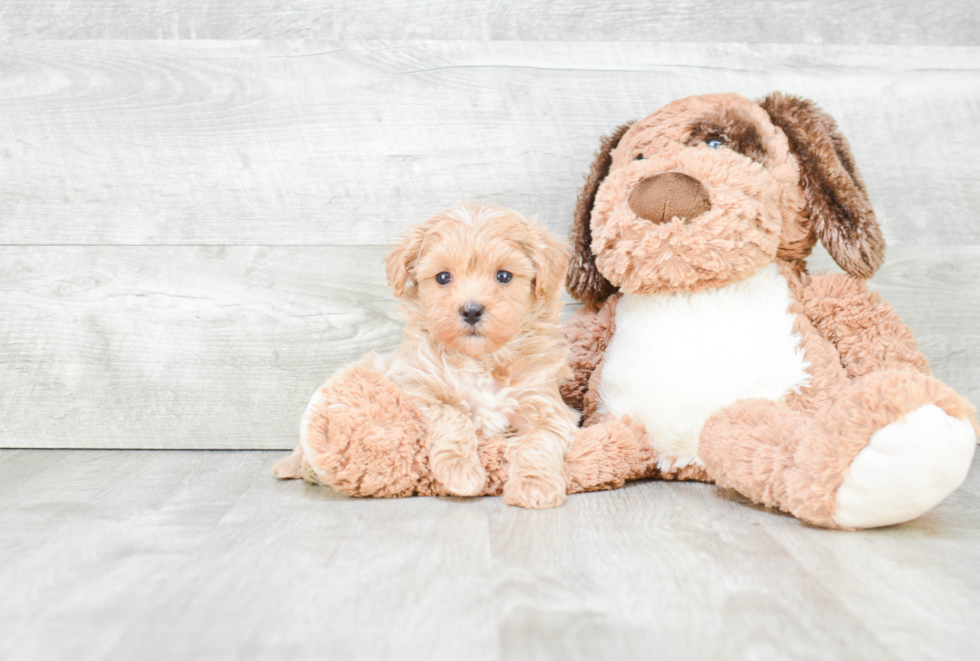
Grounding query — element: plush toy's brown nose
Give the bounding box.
[628,172,711,224]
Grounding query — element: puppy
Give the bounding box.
[382,202,579,508]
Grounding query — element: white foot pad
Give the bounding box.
[833,404,976,529]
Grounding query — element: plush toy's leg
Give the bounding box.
[289,363,430,498]
[565,415,660,494]
[700,370,977,529]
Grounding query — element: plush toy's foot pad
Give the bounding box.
[833,404,976,529]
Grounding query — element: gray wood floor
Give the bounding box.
[1,449,978,661]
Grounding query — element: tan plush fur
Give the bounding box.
[562,92,977,528]
[278,203,588,508]
[275,362,661,499]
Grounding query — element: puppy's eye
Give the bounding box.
[435,271,452,286]
[634,154,646,161]
[705,137,724,149]
[495,270,512,284]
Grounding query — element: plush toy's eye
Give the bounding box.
[495,270,512,284]
[634,154,646,161]
[705,137,724,149]
[435,271,452,286]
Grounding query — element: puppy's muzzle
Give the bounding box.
[460,302,485,326]
[628,172,711,224]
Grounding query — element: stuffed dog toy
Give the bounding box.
[275,202,653,508]
[560,92,977,528]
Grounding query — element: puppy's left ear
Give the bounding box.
[761,92,885,279]
[384,224,427,298]
[527,223,569,302]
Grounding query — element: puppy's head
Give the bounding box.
[567,92,884,303]
[385,202,567,357]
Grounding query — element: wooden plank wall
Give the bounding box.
[2,3,979,448]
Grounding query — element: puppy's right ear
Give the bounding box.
[567,122,633,304]
[527,223,569,303]
[384,225,427,298]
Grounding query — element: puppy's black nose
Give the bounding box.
[460,303,484,326]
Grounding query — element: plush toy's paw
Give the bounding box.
[833,404,976,529]
[301,366,427,498]
[504,473,567,509]
[431,451,488,497]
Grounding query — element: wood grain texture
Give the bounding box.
[0,246,402,449]
[2,38,979,449]
[1,1,978,44]
[1,41,978,247]
[1,244,976,449]
[0,449,977,660]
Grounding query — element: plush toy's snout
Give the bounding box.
[627,172,711,225]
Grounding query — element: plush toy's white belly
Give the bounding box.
[597,263,811,470]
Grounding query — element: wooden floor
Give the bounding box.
[1,449,978,660]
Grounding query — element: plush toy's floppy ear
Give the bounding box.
[384,224,427,298]
[566,122,634,303]
[760,92,885,279]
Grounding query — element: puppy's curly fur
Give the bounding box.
[381,202,579,508]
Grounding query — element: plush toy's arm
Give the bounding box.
[559,296,618,412]
[800,273,930,379]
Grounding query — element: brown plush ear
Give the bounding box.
[566,122,634,303]
[384,224,427,298]
[760,92,885,279]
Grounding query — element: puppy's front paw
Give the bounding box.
[504,473,566,509]
[431,452,487,497]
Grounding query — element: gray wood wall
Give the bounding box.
[2,3,979,449]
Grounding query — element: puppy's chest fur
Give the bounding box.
[453,369,519,437]
[598,263,811,469]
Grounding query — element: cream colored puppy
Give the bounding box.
[383,202,579,508]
